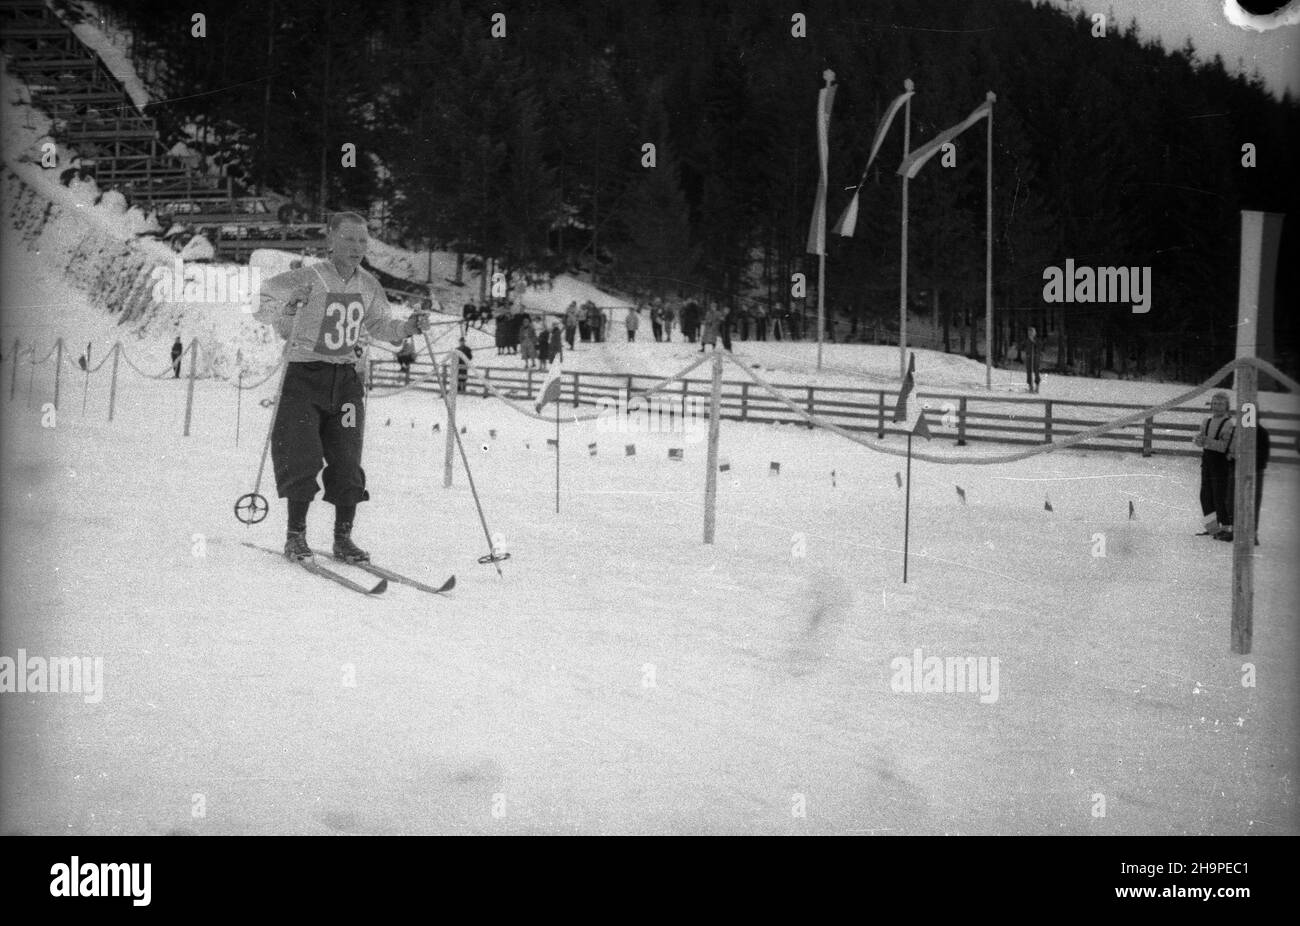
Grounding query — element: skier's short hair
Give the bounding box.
[327,211,368,233]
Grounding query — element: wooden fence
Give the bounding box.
[369,360,1300,465]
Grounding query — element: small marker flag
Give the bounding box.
[893,353,932,439]
[534,363,563,413]
[956,485,967,504]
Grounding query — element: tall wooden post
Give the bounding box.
[81,343,91,415]
[984,92,996,390]
[182,338,198,436]
[53,337,63,409]
[1231,361,1257,655]
[108,342,121,422]
[9,338,18,402]
[443,358,456,488]
[899,81,913,381]
[703,351,723,544]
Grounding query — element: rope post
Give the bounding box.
[526,367,534,400]
[681,378,688,420]
[182,338,198,436]
[740,381,749,421]
[53,337,63,410]
[806,386,815,429]
[1231,362,1257,655]
[9,338,18,402]
[235,369,244,447]
[26,351,35,409]
[957,396,967,446]
[81,343,91,415]
[108,342,121,422]
[1141,416,1154,457]
[572,371,580,406]
[443,359,456,488]
[482,367,490,398]
[703,351,723,544]
[1044,400,1053,443]
[877,390,886,439]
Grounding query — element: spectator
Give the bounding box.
[170,336,184,378]
[455,338,473,394]
[520,315,538,369]
[1194,391,1236,539]
[650,299,664,342]
[683,301,701,343]
[721,306,733,351]
[462,302,478,336]
[396,337,417,384]
[494,303,508,355]
[564,301,579,349]
[625,305,641,342]
[537,317,551,371]
[738,306,751,341]
[1023,326,1044,394]
[507,305,524,355]
[1225,420,1269,545]
[549,321,564,366]
[755,304,769,341]
[579,300,594,342]
[699,305,722,352]
[661,301,676,342]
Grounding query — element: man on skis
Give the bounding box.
[255,211,430,563]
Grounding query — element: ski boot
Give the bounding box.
[284,529,314,562]
[333,523,370,564]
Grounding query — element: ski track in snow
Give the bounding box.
[2,235,1298,836]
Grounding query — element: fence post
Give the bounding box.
[806,386,815,429]
[53,337,63,409]
[482,367,490,398]
[1044,400,1053,443]
[626,374,634,404]
[108,342,120,421]
[740,381,749,421]
[182,337,198,436]
[703,352,723,545]
[527,368,534,400]
[443,359,456,488]
[877,390,886,438]
[957,396,967,446]
[9,338,18,402]
[1141,416,1154,457]
[572,371,580,406]
[681,378,688,420]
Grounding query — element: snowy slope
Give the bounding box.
[2,242,1297,835]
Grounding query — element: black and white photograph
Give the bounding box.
[1,0,1297,860]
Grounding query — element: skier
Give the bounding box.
[255,211,430,563]
[1194,391,1236,539]
[170,336,183,378]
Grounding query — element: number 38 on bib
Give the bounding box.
[315,293,365,356]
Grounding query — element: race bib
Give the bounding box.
[313,292,365,357]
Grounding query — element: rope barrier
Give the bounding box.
[721,352,1263,466]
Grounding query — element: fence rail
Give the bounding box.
[368,360,1300,464]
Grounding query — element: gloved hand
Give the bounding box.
[404,311,431,336]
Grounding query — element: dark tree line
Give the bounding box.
[96,0,1299,379]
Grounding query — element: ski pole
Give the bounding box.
[234,349,290,525]
[422,329,506,576]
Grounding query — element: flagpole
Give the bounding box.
[985,91,996,390]
[899,79,913,382]
[903,430,913,583]
[815,69,835,371]
[555,397,560,514]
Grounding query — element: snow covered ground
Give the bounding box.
[2,242,1297,835]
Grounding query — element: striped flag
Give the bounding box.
[892,353,932,439]
[534,363,563,413]
[897,99,992,180]
[806,70,838,255]
[833,85,914,238]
